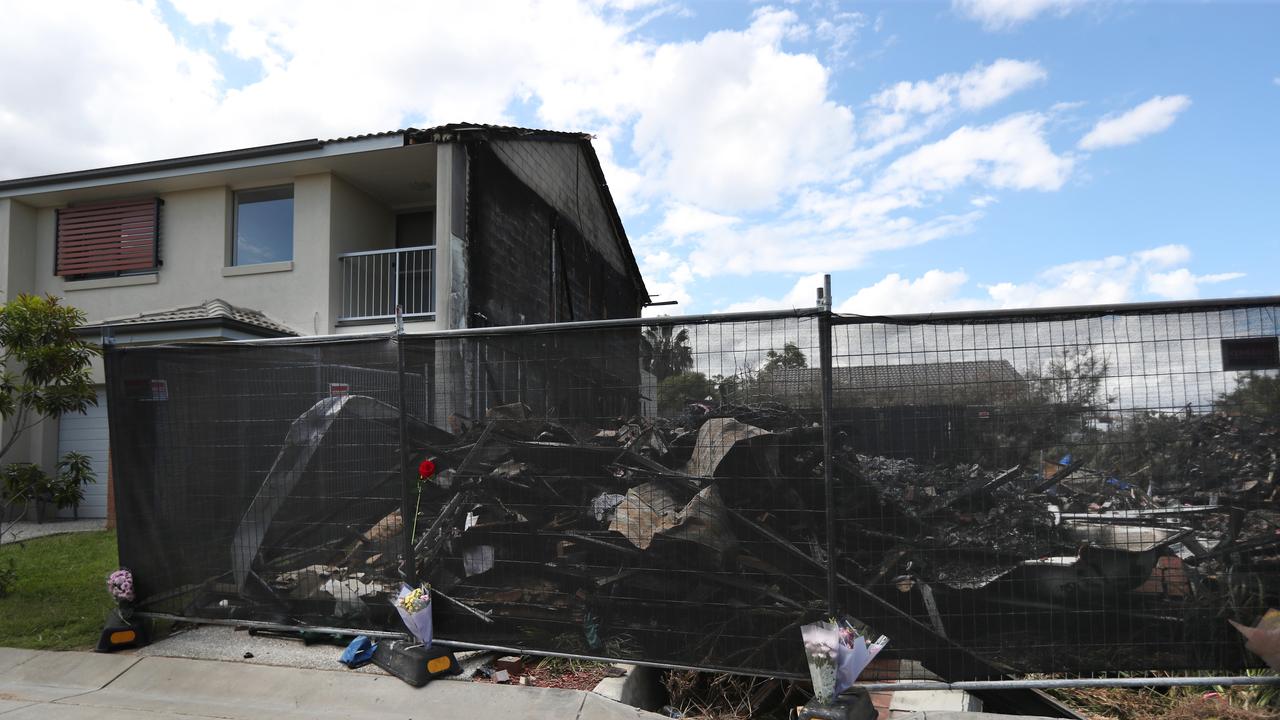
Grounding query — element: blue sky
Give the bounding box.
[1,1,1276,315]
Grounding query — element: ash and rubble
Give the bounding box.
[223,397,1279,678]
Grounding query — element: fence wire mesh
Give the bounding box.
[823,303,1278,680]
[107,299,1278,683]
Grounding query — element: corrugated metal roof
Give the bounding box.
[407,123,591,142]
[92,298,299,336]
[326,124,592,144]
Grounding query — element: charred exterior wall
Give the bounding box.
[467,140,642,328]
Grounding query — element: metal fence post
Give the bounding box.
[395,306,418,587]
[818,275,837,616]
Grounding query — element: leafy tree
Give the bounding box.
[1029,347,1113,410]
[999,347,1114,461]
[0,295,99,534]
[641,325,693,382]
[761,343,808,372]
[657,371,714,415]
[1217,372,1280,419]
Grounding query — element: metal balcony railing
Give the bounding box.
[337,245,435,322]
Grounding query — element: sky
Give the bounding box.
[1,0,1277,317]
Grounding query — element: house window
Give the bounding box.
[233,186,293,265]
[55,198,161,278]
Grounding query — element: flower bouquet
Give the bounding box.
[392,583,432,645]
[800,618,889,703]
[107,568,135,610]
[835,618,888,695]
[801,621,839,703]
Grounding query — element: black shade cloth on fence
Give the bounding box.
[107,299,1279,681]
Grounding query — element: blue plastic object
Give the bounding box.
[339,635,377,668]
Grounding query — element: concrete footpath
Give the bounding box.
[0,647,663,719]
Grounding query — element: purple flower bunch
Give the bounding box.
[107,568,134,602]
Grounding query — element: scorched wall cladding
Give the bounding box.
[488,138,627,273]
[468,141,641,328]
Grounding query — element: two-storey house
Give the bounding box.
[0,123,649,519]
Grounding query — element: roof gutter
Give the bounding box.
[0,139,325,193]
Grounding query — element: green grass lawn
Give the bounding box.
[0,530,118,650]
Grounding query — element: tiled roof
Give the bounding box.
[324,129,413,143]
[93,298,299,336]
[747,360,1027,407]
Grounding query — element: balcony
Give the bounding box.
[337,245,435,323]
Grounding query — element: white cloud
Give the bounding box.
[625,8,857,211]
[1078,95,1191,150]
[0,2,223,176]
[832,245,1245,313]
[987,245,1241,307]
[1,3,859,220]
[720,273,828,313]
[878,113,1074,194]
[0,2,1202,316]
[1133,244,1191,268]
[866,59,1046,140]
[952,0,1082,31]
[872,59,1047,113]
[654,203,739,242]
[955,59,1049,109]
[1145,269,1246,299]
[837,269,981,314]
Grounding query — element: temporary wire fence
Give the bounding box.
[106,297,1280,685]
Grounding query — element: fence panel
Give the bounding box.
[403,316,828,675]
[826,302,1278,679]
[105,299,1278,683]
[109,338,422,632]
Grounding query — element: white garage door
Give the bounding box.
[57,388,110,519]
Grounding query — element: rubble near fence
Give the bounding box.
[106,303,1280,687]
[199,394,1277,680]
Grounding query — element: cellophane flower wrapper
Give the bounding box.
[392,583,432,645]
[800,621,840,703]
[834,618,889,696]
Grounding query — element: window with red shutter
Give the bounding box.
[56,198,161,278]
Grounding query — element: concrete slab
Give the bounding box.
[0,702,209,719]
[0,650,137,702]
[890,707,1059,712]
[66,654,664,720]
[0,648,39,675]
[136,624,384,674]
[579,692,670,719]
[890,689,982,714]
[0,698,38,715]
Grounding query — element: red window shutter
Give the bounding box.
[56,198,160,277]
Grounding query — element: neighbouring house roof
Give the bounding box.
[746,360,1028,407]
[83,298,299,338]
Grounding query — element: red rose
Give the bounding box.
[418,458,436,479]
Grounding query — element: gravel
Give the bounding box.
[1,518,106,544]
